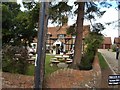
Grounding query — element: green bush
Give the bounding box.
[112,44,117,52]
[2,45,29,74]
[79,51,95,70]
[79,32,103,70]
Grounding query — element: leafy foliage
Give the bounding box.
[79,51,94,70]
[79,31,103,70]
[2,2,37,46]
[13,11,37,46]
[85,2,106,20]
[100,2,112,8]
[112,44,117,52]
[92,23,105,32]
[23,2,40,27]
[66,2,106,36]
[2,2,21,45]
[66,24,76,35]
[2,1,117,70]
[49,2,72,26]
[85,32,103,52]
[118,2,120,10]
[23,2,36,10]
[2,45,29,74]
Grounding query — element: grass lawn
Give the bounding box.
[45,55,60,76]
[25,55,60,76]
[25,64,35,76]
[98,52,109,69]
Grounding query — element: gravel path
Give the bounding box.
[98,49,119,75]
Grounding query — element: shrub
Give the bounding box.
[79,32,103,70]
[112,44,117,52]
[79,50,95,70]
[2,45,29,74]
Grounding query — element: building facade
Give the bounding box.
[31,25,90,54]
[46,25,90,54]
[100,37,112,49]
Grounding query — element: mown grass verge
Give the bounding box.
[97,52,109,69]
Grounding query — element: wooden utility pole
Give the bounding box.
[34,2,49,89]
[40,2,49,88]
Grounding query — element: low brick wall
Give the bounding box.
[2,72,34,88]
[2,54,101,89]
[44,54,101,88]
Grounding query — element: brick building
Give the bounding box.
[100,37,112,49]
[31,25,90,54]
[46,25,90,54]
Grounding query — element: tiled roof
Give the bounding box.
[102,37,112,45]
[33,25,90,43]
[48,25,90,38]
[114,37,120,44]
[47,32,52,34]
[48,26,68,38]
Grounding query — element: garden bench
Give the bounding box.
[50,58,60,66]
[27,58,35,64]
[66,59,72,64]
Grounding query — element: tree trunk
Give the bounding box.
[72,2,85,69]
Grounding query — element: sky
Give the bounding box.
[96,8,119,43]
[17,0,119,43]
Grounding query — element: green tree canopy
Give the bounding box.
[2,2,21,45]
[2,2,37,46]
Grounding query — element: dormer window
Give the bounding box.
[58,34,65,39]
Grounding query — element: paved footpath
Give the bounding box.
[98,49,119,75]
